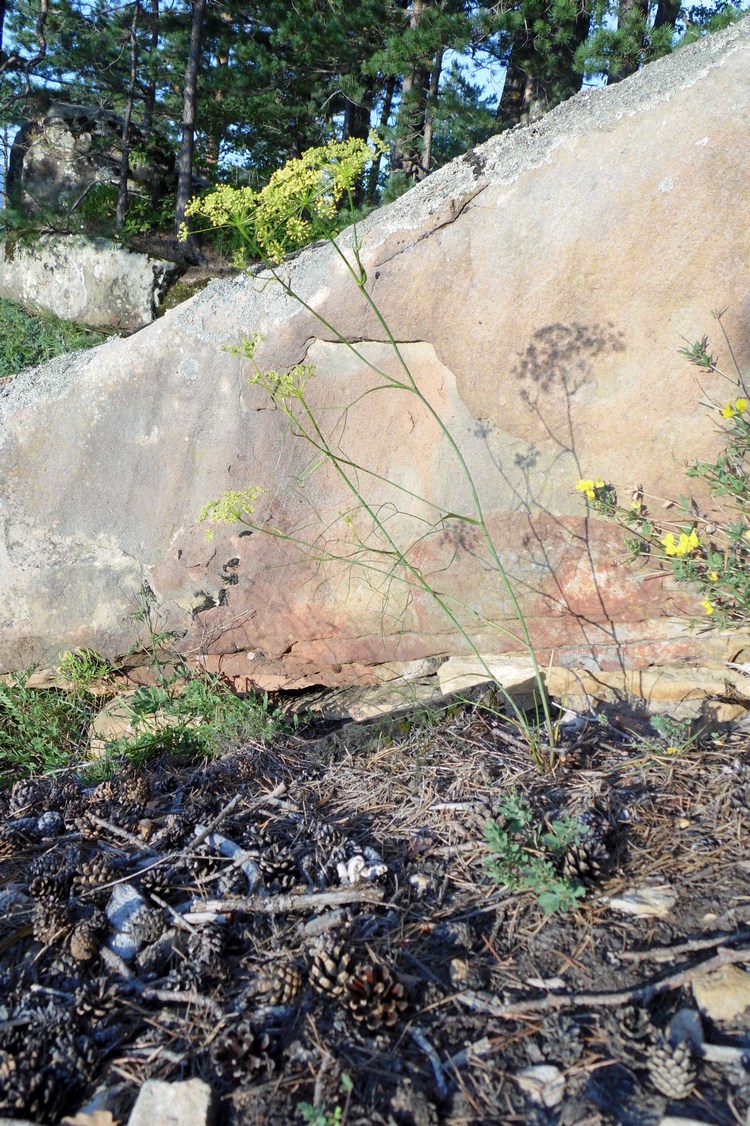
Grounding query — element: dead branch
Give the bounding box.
[453,943,750,1019]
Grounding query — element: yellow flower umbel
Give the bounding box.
[701,599,715,615]
[576,477,605,501]
[661,529,700,557]
[186,137,381,263]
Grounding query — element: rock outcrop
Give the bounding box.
[1,23,749,690]
[6,100,174,216]
[0,235,181,331]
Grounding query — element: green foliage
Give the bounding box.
[298,1074,352,1126]
[380,171,413,205]
[0,667,92,782]
[58,648,114,691]
[483,791,586,914]
[0,297,107,378]
[76,182,177,238]
[577,311,750,628]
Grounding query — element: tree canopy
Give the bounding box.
[0,0,746,233]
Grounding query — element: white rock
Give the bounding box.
[514,1065,566,1108]
[605,885,676,918]
[692,963,750,1023]
[127,1078,214,1126]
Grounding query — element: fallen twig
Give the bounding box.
[408,1025,449,1099]
[617,927,750,964]
[453,944,750,1019]
[194,886,386,915]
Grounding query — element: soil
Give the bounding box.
[1,702,750,1126]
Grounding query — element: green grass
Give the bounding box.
[0,297,108,378]
[0,658,292,789]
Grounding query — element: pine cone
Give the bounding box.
[187,922,226,970]
[252,961,304,1006]
[9,779,45,814]
[730,784,750,823]
[28,870,72,901]
[137,864,175,899]
[647,1038,697,1099]
[76,853,117,902]
[309,941,356,997]
[563,838,609,885]
[345,962,408,1030]
[259,842,299,890]
[69,921,101,962]
[128,906,165,948]
[74,978,118,1022]
[32,899,73,945]
[541,1014,585,1067]
[617,1003,656,1054]
[211,1021,276,1082]
[150,813,185,849]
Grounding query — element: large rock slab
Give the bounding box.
[0,234,181,331]
[1,24,749,687]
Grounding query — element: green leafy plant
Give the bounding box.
[298,1073,352,1126]
[0,666,93,782]
[189,139,559,765]
[483,791,586,914]
[58,648,114,692]
[0,297,108,378]
[576,310,750,629]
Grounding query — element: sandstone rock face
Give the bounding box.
[7,101,174,215]
[0,235,180,331]
[1,24,749,688]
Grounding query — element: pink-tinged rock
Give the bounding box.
[1,24,749,687]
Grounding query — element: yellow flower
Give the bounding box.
[707,570,719,581]
[744,530,750,541]
[721,398,748,418]
[662,529,699,557]
[701,599,714,615]
[576,477,605,501]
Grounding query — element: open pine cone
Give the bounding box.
[345,962,408,1030]
[563,837,609,885]
[252,961,304,1006]
[309,941,355,997]
[647,1038,697,1099]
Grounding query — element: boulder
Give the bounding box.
[1,23,749,688]
[0,234,181,331]
[6,100,174,216]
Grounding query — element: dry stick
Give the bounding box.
[617,927,750,964]
[139,987,225,1022]
[85,814,157,852]
[408,1026,449,1100]
[101,944,226,1021]
[193,886,386,915]
[453,944,750,1020]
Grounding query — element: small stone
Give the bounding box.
[605,885,676,918]
[692,964,750,1023]
[126,1078,214,1126]
[515,1064,566,1107]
